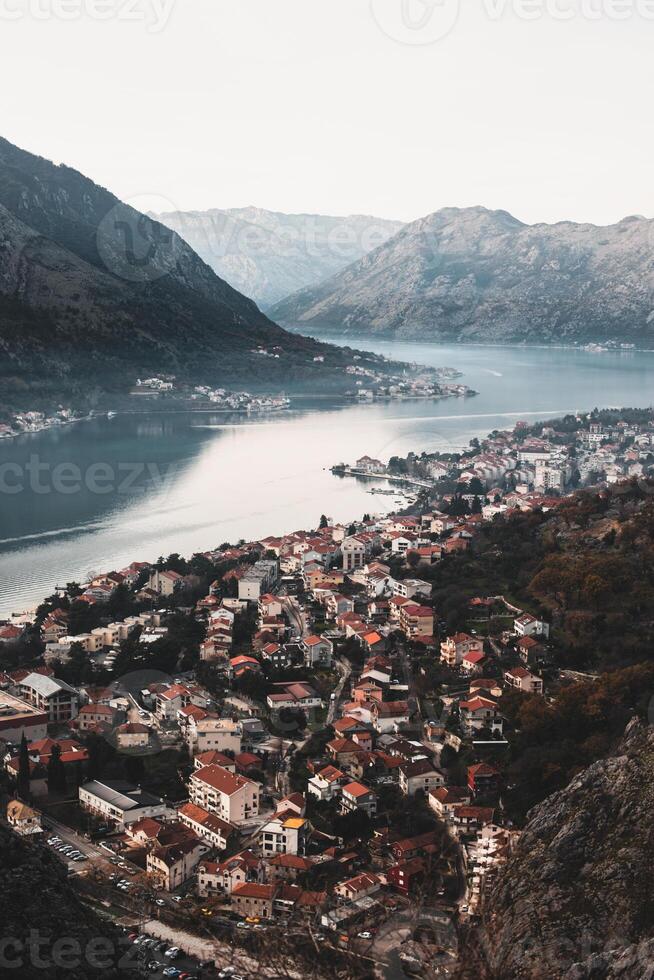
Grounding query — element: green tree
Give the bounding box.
[17,733,31,799]
[47,743,67,794]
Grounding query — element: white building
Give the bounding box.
[79,779,168,829]
[189,764,260,824]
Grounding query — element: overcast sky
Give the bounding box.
[1,0,653,225]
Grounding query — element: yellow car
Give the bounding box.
[201,908,213,916]
[245,916,260,924]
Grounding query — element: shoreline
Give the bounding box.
[293,332,654,355]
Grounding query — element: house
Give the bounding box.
[504,666,544,695]
[266,854,314,882]
[194,751,235,772]
[189,764,260,824]
[333,716,374,739]
[147,837,207,891]
[371,700,411,734]
[258,594,284,620]
[229,655,261,679]
[191,718,242,755]
[468,763,501,799]
[79,779,168,829]
[302,634,333,667]
[266,682,322,712]
[428,786,471,819]
[231,882,277,918]
[517,635,546,666]
[76,703,116,732]
[307,765,347,801]
[197,850,262,898]
[387,857,425,896]
[356,455,384,473]
[340,781,377,817]
[148,569,183,596]
[7,799,42,836]
[115,721,152,749]
[461,651,487,675]
[450,805,495,836]
[469,678,504,699]
[399,759,444,797]
[440,633,484,668]
[235,752,263,775]
[155,684,194,721]
[238,560,279,602]
[334,872,382,903]
[390,830,439,862]
[459,696,504,736]
[514,613,549,638]
[392,578,431,600]
[17,672,78,723]
[399,604,434,639]
[327,738,362,766]
[177,801,236,851]
[360,631,385,655]
[341,536,367,572]
[126,817,165,845]
[259,813,309,856]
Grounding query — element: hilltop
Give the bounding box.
[270,206,654,346]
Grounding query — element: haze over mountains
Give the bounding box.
[152,206,404,309]
[0,138,384,408]
[270,206,654,346]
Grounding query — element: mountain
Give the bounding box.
[269,206,654,345]
[0,138,382,408]
[458,717,654,980]
[151,206,403,309]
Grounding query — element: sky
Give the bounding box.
[1,0,653,225]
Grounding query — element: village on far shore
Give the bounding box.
[2,406,653,976]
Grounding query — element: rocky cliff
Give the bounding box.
[270,206,654,346]
[0,818,127,978]
[152,205,403,309]
[459,718,654,979]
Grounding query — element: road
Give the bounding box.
[282,596,308,639]
[326,657,352,725]
[136,918,303,978]
[41,813,119,874]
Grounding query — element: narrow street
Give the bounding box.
[326,656,351,725]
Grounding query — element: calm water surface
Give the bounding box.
[1,340,653,614]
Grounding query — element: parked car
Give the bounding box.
[164,947,181,959]
[155,898,165,907]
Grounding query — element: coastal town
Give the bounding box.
[0,358,475,442]
[335,407,654,508]
[1,408,653,978]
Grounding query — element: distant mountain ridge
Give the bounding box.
[0,138,379,407]
[152,205,404,308]
[270,206,654,345]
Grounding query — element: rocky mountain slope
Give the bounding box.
[270,206,654,345]
[152,205,403,309]
[458,718,654,980]
[0,138,377,407]
[0,818,128,977]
